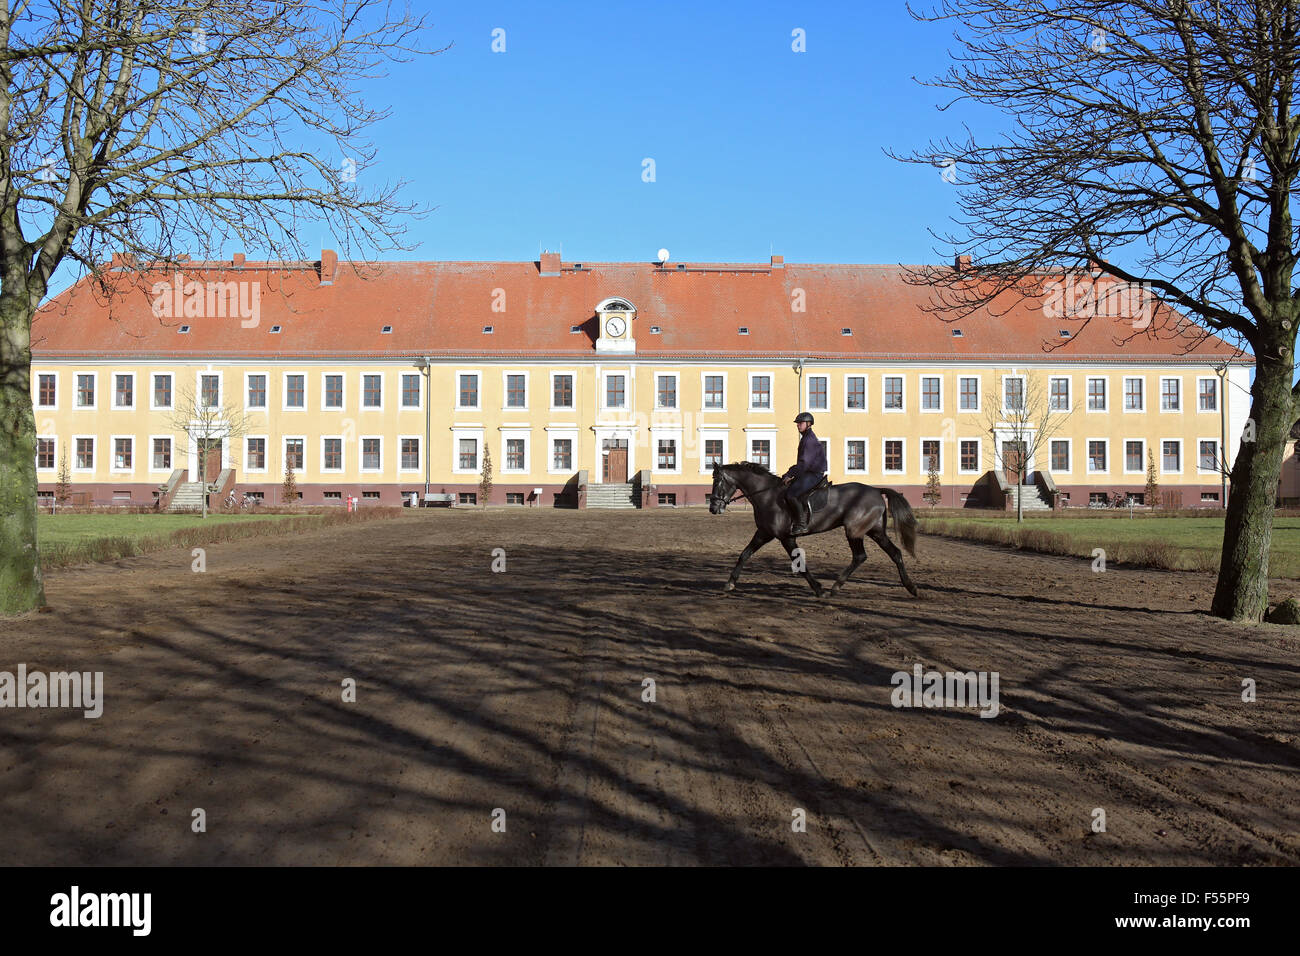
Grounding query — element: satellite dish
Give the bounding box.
[657,248,670,263]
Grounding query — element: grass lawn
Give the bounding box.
[38,512,293,547]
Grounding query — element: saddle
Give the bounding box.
[798,476,833,518]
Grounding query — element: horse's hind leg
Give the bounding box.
[827,534,869,595]
[779,535,824,597]
[868,526,918,597]
[724,530,773,592]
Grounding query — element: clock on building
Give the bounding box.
[605,316,626,337]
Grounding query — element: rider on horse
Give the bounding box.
[780,412,827,534]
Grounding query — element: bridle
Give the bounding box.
[709,471,747,511]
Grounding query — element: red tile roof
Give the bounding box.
[30,256,1250,364]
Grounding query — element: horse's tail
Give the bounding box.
[880,489,917,558]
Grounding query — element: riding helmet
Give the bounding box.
[794,412,815,424]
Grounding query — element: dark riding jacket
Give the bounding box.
[782,428,827,482]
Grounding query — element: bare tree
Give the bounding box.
[166,385,257,518]
[894,0,1300,621]
[982,370,1073,521]
[0,1,439,612]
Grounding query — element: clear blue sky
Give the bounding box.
[357,0,971,265]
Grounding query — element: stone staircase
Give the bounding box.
[585,481,637,509]
[167,481,208,512]
[1009,484,1052,512]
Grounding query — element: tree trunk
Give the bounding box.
[1211,348,1292,621]
[0,295,46,613]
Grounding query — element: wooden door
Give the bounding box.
[204,440,223,482]
[1002,440,1027,485]
[604,443,628,483]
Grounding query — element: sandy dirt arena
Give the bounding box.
[0,507,1296,865]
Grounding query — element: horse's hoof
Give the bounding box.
[723,581,735,592]
[907,585,919,598]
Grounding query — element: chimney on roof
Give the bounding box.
[539,250,561,276]
[232,252,245,266]
[110,252,136,269]
[319,249,337,286]
[771,255,784,269]
[955,254,972,272]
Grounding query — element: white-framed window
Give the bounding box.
[550,371,575,411]
[882,437,905,473]
[845,438,868,473]
[958,376,979,411]
[321,373,345,411]
[920,376,942,412]
[1123,376,1145,412]
[360,436,383,472]
[283,435,306,472]
[806,374,828,411]
[844,375,867,412]
[197,371,222,409]
[74,371,97,409]
[151,373,173,410]
[701,372,727,411]
[1087,376,1108,412]
[1161,438,1183,474]
[501,429,530,472]
[748,436,773,470]
[399,435,421,472]
[244,372,267,410]
[111,435,134,472]
[604,372,628,410]
[401,373,422,410]
[547,430,577,473]
[749,373,772,411]
[883,376,904,412]
[1048,376,1071,412]
[958,438,982,474]
[919,437,942,472]
[456,370,481,410]
[1197,376,1219,412]
[502,371,529,410]
[283,373,306,410]
[1087,438,1108,473]
[1160,376,1181,412]
[655,372,678,410]
[698,429,728,473]
[149,435,174,472]
[1198,439,1220,473]
[451,429,482,474]
[1049,438,1071,473]
[35,435,57,472]
[654,434,681,473]
[1001,374,1026,414]
[321,436,344,472]
[73,435,95,472]
[35,371,59,410]
[1124,439,1146,474]
[361,373,383,410]
[244,436,267,473]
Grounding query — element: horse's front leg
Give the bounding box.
[724,530,773,592]
[780,535,824,597]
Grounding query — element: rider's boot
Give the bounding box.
[787,497,809,535]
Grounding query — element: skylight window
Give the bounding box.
[381,325,392,334]
[1059,329,1072,338]
[650,325,662,334]
[269,325,282,333]
[840,328,852,336]
[482,325,494,334]
[177,325,190,334]
[952,329,963,336]
[570,325,581,333]
[738,326,749,335]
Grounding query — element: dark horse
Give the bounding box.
[708,462,918,598]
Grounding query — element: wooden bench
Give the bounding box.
[423,493,456,507]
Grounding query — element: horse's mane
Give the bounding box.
[723,460,780,483]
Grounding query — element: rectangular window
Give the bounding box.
[846,376,865,410]
[658,439,677,469]
[959,377,978,411]
[961,439,979,471]
[323,438,342,470]
[808,376,827,410]
[114,374,133,408]
[76,437,94,469]
[246,438,264,471]
[1124,377,1144,411]
[324,374,343,408]
[247,374,266,408]
[38,374,56,407]
[402,374,420,408]
[458,438,477,470]
[704,375,724,409]
[505,438,525,469]
[1049,377,1070,411]
[921,377,940,410]
[1050,440,1069,471]
[847,440,866,471]
[286,375,304,408]
[921,439,940,471]
[363,374,382,408]
[153,438,172,470]
[285,438,304,470]
[884,377,903,410]
[505,374,526,408]
[553,374,573,408]
[362,438,381,470]
[1126,440,1143,472]
[552,438,572,470]
[36,438,55,470]
[884,440,903,472]
[750,375,770,409]
[201,374,220,407]
[1162,440,1180,471]
[1088,377,1107,411]
[1161,378,1180,410]
[1003,376,1024,411]
[401,438,420,470]
[1198,378,1218,411]
[114,437,132,469]
[1199,440,1218,471]
[459,374,478,408]
[77,374,95,407]
[607,374,625,408]
[1088,440,1107,472]
[750,439,770,469]
[703,439,724,467]
[154,374,173,408]
[656,375,676,409]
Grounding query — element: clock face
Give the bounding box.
[606,316,626,337]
